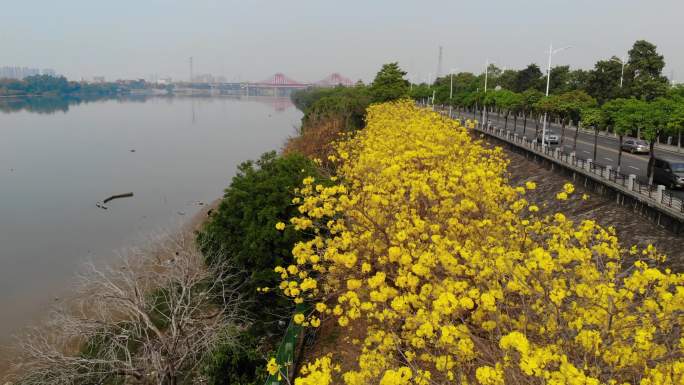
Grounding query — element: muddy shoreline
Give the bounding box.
[0,197,223,377]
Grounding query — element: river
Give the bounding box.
[0,95,300,355]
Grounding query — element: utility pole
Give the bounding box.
[436,46,443,79]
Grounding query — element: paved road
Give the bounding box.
[457,110,684,200]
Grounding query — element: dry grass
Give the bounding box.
[283,117,347,166]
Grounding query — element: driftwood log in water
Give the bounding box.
[103,192,134,204]
[96,193,134,209]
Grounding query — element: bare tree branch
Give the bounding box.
[6,234,250,385]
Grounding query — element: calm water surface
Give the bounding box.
[0,96,300,346]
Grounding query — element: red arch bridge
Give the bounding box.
[248,72,354,89]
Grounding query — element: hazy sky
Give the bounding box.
[2,0,682,83]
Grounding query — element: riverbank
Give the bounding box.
[0,95,303,383]
[0,195,222,378]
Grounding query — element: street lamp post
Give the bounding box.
[449,68,458,118]
[541,43,572,148]
[611,55,627,88]
[482,59,494,127]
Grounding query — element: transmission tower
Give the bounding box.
[189,56,194,83]
[436,46,443,79]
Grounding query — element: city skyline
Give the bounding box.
[0,66,57,80]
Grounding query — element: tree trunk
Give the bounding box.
[523,112,528,135]
[514,114,518,132]
[534,115,540,142]
[504,112,509,130]
[573,120,581,152]
[560,118,566,147]
[679,128,681,153]
[617,135,624,173]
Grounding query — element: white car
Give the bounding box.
[537,132,560,145]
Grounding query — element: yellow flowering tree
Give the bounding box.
[275,100,683,385]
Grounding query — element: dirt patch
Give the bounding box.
[300,315,366,377]
[502,148,684,271]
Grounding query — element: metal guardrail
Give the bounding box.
[662,189,684,212]
[431,106,684,216]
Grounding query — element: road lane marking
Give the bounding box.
[604,158,613,161]
[582,150,590,153]
[628,166,640,170]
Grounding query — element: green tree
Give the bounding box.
[568,69,590,91]
[302,87,371,131]
[409,82,432,102]
[483,90,498,123]
[556,90,597,150]
[496,69,518,91]
[668,84,684,99]
[548,65,571,94]
[197,151,321,331]
[642,98,676,183]
[520,89,543,136]
[624,40,669,101]
[484,63,502,89]
[587,57,624,104]
[513,64,543,92]
[431,75,452,105]
[603,98,642,172]
[201,333,267,385]
[494,90,522,131]
[580,106,606,160]
[370,62,409,103]
[667,96,684,152]
[534,94,562,141]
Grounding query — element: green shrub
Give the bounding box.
[200,333,268,385]
[197,151,320,329]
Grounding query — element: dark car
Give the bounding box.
[653,157,684,189]
[621,138,649,154]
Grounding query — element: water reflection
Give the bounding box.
[0,95,295,115]
[0,96,301,351]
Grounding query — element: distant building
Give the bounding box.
[0,66,57,79]
[193,73,215,83]
[92,76,106,83]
